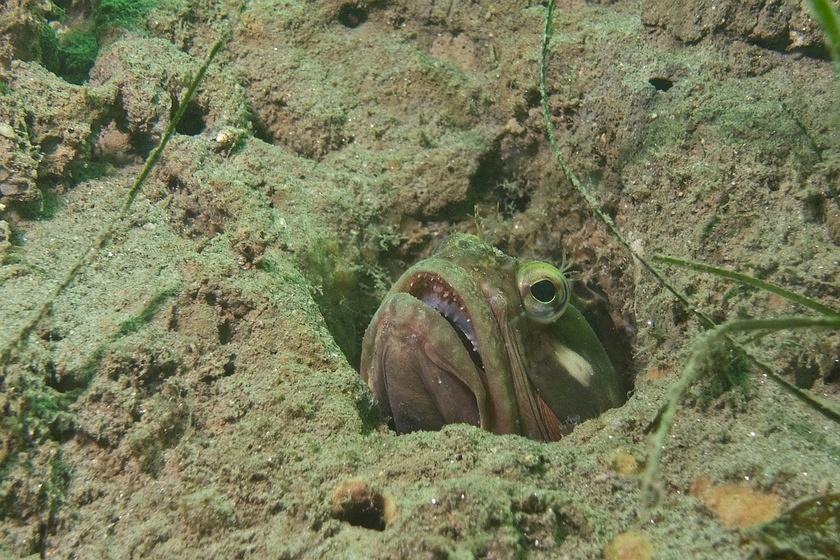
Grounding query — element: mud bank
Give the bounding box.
[1,1,838,558]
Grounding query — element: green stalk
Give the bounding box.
[0,37,226,367]
[539,0,840,510]
[640,315,840,508]
[654,255,839,317]
[807,0,840,74]
[540,0,711,328]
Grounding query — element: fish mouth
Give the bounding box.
[402,271,484,372]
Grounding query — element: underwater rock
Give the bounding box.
[7,60,115,181]
[0,0,44,68]
[0,93,40,202]
[641,0,825,54]
[1,0,838,557]
[691,477,783,529]
[178,487,238,537]
[0,218,9,254]
[89,38,251,148]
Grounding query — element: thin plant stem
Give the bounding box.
[540,0,840,510]
[540,0,836,421]
[654,255,839,317]
[807,0,840,75]
[0,37,226,367]
[641,315,840,508]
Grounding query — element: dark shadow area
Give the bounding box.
[648,77,673,92]
[337,4,369,28]
[173,99,207,136]
[251,114,276,145]
[13,189,64,221]
[331,481,390,531]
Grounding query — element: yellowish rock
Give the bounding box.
[608,449,641,476]
[691,477,783,529]
[604,531,653,560]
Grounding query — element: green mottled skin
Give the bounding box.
[361,235,625,441]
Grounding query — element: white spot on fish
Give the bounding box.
[553,345,595,387]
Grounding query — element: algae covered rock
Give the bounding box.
[0,93,40,202]
[0,0,49,68]
[641,0,826,52]
[0,217,10,255]
[89,37,251,145]
[7,60,116,180]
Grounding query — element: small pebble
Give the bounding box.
[0,123,15,139]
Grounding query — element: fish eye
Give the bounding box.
[530,279,556,303]
[517,261,570,324]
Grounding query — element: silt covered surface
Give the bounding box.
[0,0,838,558]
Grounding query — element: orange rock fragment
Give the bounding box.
[643,366,672,382]
[604,531,653,560]
[691,477,783,529]
[608,450,641,476]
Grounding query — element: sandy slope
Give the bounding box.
[1,1,838,557]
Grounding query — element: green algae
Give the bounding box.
[97,0,161,30]
[0,34,224,368]
[37,0,164,84]
[540,0,839,518]
[178,487,237,536]
[1,361,76,457]
[298,238,386,368]
[0,286,182,474]
[638,257,839,506]
[38,24,97,85]
[808,0,840,75]
[642,314,840,506]
[1,0,839,557]
[750,493,840,559]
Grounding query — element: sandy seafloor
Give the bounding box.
[1,0,839,558]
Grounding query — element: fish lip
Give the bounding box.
[398,270,484,371]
